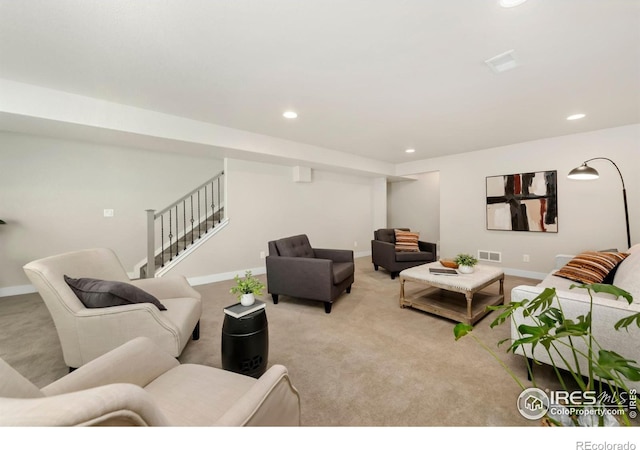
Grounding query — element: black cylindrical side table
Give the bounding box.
[221,308,269,378]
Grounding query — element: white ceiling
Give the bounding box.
[1,0,639,164]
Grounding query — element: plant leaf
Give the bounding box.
[487,300,527,328]
[615,312,640,331]
[453,323,473,341]
[523,287,556,317]
[570,283,634,304]
[593,350,640,382]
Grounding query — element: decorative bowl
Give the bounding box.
[439,259,459,269]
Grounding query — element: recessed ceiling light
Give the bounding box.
[499,0,528,7]
[283,111,298,119]
[405,148,416,153]
[567,113,586,121]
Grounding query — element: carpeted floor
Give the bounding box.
[1,257,567,426]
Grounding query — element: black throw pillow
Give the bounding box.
[64,275,167,311]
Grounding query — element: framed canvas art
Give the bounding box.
[486,170,558,232]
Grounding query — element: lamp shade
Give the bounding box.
[568,163,599,180]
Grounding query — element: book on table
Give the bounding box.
[223,300,266,318]
[429,267,458,275]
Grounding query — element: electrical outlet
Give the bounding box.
[103,209,114,217]
[523,254,530,262]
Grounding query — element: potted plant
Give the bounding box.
[454,283,640,426]
[454,253,478,273]
[230,270,265,306]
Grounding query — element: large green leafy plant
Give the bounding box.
[454,283,640,426]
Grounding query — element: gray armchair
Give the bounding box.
[371,228,437,279]
[266,234,354,313]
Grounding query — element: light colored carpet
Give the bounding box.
[1,257,565,426]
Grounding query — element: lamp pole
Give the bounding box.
[569,157,631,249]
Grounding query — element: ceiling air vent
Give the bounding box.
[484,50,518,73]
[478,250,502,263]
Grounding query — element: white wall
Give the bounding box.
[0,131,223,292]
[0,135,379,293]
[164,158,376,280]
[387,171,441,255]
[396,124,640,277]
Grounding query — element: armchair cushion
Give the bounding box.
[394,229,420,252]
[64,275,167,311]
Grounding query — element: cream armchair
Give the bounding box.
[0,337,301,426]
[23,248,202,369]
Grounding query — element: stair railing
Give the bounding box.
[145,170,225,278]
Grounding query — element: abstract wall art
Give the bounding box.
[486,170,558,233]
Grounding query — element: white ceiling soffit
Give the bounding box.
[0,0,638,164]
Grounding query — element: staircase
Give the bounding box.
[141,171,225,278]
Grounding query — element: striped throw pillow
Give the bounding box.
[554,251,629,285]
[394,229,420,252]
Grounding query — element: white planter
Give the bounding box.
[458,265,475,274]
[240,293,255,306]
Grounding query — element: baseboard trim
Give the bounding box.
[503,268,546,280]
[0,284,37,297]
[186,266,267,287]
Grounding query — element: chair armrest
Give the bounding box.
[214,365,301,426]
[266,256,333,299]
[131,276,201,300]
[42,337,180,396]
[313,248,353,263]
[418,240,437,255]
[2,383,169,426]
[371,239,397,265]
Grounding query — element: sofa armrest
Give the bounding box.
[42,337,180,396]
[214,364,301,426]
[313,248,353,263]
[2,383,169,426]
[131,276,201,300]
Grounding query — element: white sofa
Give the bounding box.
[510,244,640,392]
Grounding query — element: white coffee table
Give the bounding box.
[398,262,504,325]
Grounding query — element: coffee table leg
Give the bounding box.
[465,292,473,324]
[399,278,405,308]
[499,276,505,303]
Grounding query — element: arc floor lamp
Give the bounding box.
[568,157,631,249]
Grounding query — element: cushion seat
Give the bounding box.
[333,262,355,284]
[396,251,434,262]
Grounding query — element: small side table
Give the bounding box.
[221,308,269,378]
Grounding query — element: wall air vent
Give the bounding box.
[478,250,502,263]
